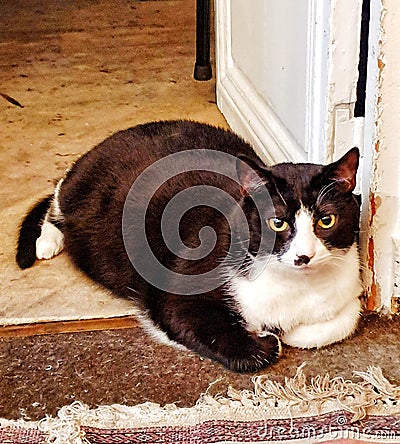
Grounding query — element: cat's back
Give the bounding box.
[65,120,254,178]
[59,120,256,208]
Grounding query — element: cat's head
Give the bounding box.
[237,148,360,273]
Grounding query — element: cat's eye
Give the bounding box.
[317,214,336,229]
[268,218,289,232]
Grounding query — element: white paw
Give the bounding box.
[282,300,361,349]
[36,221,64,260]
[282,325,322,349]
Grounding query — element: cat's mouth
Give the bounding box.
[294,264,315,274]
[288,258,334,274]
[279,260,317,274]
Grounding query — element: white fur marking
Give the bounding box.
[232,234,362,349]
[282,296,361,348]
[138,314,187,351]
[257,331,283,356]
[52,178,64,219]
[36,221,64,260]
[280,207,323,266]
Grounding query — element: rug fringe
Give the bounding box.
[1,365,399,444]
[226,363,399,422]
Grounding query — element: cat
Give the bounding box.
[16,120,363,373]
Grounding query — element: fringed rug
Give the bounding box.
[1,365,400,444]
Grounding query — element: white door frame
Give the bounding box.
[360,0,400,312]
[215,0,363,165]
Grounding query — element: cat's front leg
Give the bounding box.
[282,297,361,349]
[156,296,281,373]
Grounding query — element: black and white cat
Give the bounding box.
[16,120,362,372]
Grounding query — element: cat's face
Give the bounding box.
[239,148,360,274]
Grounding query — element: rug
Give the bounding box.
[1,366,400,444]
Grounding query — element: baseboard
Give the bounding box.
[216,68,306,166]
[0,316,139,338]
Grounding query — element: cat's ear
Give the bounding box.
[324,147,359,192]
[236,154,270,196]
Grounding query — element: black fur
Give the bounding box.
[16,195,53,269]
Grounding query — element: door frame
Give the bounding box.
[215,0,363,165]
[360,0,400,312]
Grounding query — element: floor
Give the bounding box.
[0,0,227,324]
[1,314,400,421]
[0,0,399,422]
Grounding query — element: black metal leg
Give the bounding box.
[194,0,212,81]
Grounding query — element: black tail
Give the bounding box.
[16,195,53,269]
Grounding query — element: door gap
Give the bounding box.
[354,0,370,117]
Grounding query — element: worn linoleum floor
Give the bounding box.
[0,0,399,422]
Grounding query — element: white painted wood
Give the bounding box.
[356,0,400,312]
[306,1,331,163]
[360,0,400,311]
[215,0,307,164]
[359,0,382,306]
[215,0,362,165]
[327,1,364,195]
[230,1,310,152]
[328,1,364,163]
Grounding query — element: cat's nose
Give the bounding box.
[294,254,314,266]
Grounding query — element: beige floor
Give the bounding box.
[0,0,227,324]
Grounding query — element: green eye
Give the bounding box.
[317,214,336,229]
[268,218,289,232]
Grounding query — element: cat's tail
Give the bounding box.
[16,195,53,269]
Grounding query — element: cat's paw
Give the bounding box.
[282,324,322,348]
[36,221,64,260]
[282,301,360,349]
[282,321,352,349]
[226,332,282,373]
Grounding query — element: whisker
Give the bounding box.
[315,180,342,206]
[275,186,287,207]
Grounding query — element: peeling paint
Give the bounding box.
[366,192,380,310]
[377,58,386,71]
[369,192,378,223]
[367,236,378,310]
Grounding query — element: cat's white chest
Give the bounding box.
[233,268,339,331]
[230,243,362,348]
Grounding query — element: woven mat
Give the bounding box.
[1,365,400,443]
